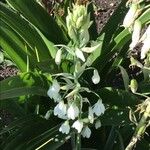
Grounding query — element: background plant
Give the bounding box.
[0,0,150,150]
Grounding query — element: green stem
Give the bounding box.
[125,99,150,150]
[76,133,81,150]
[71,132,76,150]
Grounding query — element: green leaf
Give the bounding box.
[97,87,140,106]
[0,72,49,100]
[6,0,68,44]
[101,107,131,126]
[0,3,53,61]
[0,21,29,72]
[119,66,129,91]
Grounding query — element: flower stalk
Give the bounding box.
[125,99,150,150]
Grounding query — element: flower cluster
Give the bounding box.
[47,73,105,138]
[47,3,105,139]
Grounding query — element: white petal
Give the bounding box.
[75,49,85,62]
[47,80,60,99]
[59,121,70,134]
[130,20,141,49]
[54,101,67,118]
[67,103,79,120]
[53,80,60,93]
[123,4,138,28]
[95,120,101,129]
[141,37,150,59]
[88,107,94,124]
[81,126,91,138]
[92,69,100,84]
[72,120,83,133]
[55,49,62,65]
[93,100,105,116]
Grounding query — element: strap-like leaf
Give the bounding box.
[6,0,68,44]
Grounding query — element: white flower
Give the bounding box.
[93,100,105,116]
[72,120,83,133]
[92,69,100,84]
[75,48,85,62]
[81,126,91,138]
[54,101,67,119]
[67,103,79,120]
[88,107,94,124]
[59,121,70,134]
[140,26,150,59]
[123,4,138,28]
[47,80,61,102]
[55,49,62,65]
[95,120,101,129]
[130,20,141,49]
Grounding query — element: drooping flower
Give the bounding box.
[140,26,150,59]
[67,103,79,120]
[54,101,67,119]
[47,80,61,102]
[95,120,101,129]
[72,120,83,133]
[130,20,141,49]
[88,107,94,124]
[55,49,62,65]
[59,121,70,134]
[75,48,85,62]
[93,100,105,116]
[81,126,91,138]
[92,69,100,84]
[123,4,138,28]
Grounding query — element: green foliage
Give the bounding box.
[0,0,150,150]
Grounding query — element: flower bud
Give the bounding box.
[130,79,138,93]
[130,20,141,49]
[66,4,91,43]
[123,4,138,28]
[92,69,100,84]
[55,49,62,65]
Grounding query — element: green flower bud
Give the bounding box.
[130,79,138,93]
[66,4,91,44]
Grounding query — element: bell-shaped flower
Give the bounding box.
[95,120,101,129]
[92,69,100,84]
[123,4,138,28]
[130,20,141,49]
[72,120,83,133]
[93,100,105,116]
[81,126,91,138]
[67,103,79,120]
[47,80,61,102]
[54,101,67,119]
[55,49,62,65]
[75,48,85,62]
[88,107,94,124]
[59,121,70,134]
